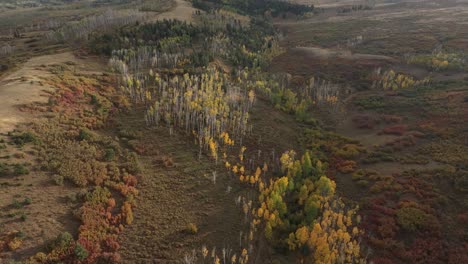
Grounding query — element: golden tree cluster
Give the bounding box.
[114,63,255,161]
[375,70,430,90]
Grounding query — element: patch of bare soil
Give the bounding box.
[0,54,59,134]
[294,46,396,62]
[150,0,197,22]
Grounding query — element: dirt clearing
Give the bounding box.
[150,0,197,22]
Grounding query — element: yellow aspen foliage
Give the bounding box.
[209,138,218,161]
[253,151,364,263]
[315,176,336,197]
[345,214,353,227]
[263,209,270,220]
[243,202,249,215]
[280,150,296,172]
[259,181,265,191]
[202,245,208,258]
[330,252,337,263]
[248,90,256,105]
[269,213,276,223]
[295,226,309,245]
[314,236,331,264]
[249,175,256,184]
[232,165,238,173]
[255,166,262,178]
[239,146,246,162]
[231,254,237,264]
[145,90,152,101]
[220,132,234,146]
[240,166,245,174]
[243,255,249,264]
[257,207,264,218]
[7,237,22,251]
[287,233,297,251]
[337,214,344,229]
[352,240,360,256]
[306,197,363,263]
[122,201,134,225]
[343,232,351,243]
[225,161,231,169]
[239,175,245,182]
[379,69,429,90]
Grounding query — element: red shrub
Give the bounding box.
[404,238,446,264]
[60,91,77,105]
[104,236,120,251]
[123,174,138,187]
[448,246,468,264]
[107,198,116,209]
[77,237,101,264]
[337,160,357,173]
[377,216,399,239]
[385,135,416,150]
[457,213,468,223]
[380,125,407,136]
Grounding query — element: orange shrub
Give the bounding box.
[380,125,407,136]
[337,160,357,173]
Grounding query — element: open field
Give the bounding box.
[273,0,468,85]
[0,52,76,133]
[272,0,468,263]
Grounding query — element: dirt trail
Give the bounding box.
[294,46,397,63]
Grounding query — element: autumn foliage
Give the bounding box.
[247,151,365,263]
